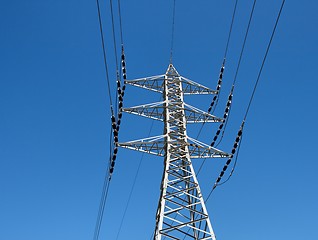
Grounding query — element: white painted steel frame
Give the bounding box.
[119,65,229,239]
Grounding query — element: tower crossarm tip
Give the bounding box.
[125,75,165,93]
[123,101,165,121]
[180,76,217,95]
[118,135,166,156]
[187,137,230,159]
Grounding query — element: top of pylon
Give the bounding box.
[165,63,180,77]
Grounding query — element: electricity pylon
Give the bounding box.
[119,64,230,240]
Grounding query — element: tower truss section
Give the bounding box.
[119,64,230,240]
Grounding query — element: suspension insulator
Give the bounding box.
[212,156,232,188]
[114,147,118,154]
[207,63,224,114]
[112,122,116,130]
[119,95,123,102]
[111,115,116,123]
[112,154,116,161]
[121,48,127,80]
[119,101,123,109]
[117,119,121,126]
[114,136,118,143]
[231,148,236,154]
[113,129,118,137]
[118,112,122,119]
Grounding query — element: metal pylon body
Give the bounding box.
[119,64,229,240]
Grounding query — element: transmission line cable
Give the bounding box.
[196,0,256,177]
[207,0,286,200]
[95,0,115,115]
[109,0,121,115]
[214,0,257,144]
[117,0,124,46]
[93,0,125,238]
[224,0,239,60]
[196,0,238,139]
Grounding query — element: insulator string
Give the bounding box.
[196,89,233,176]
[196,0,238,141]
[208,60,225,115]
[195,61,225,138]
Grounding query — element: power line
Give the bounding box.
[109,0,120,73]
[95,0,114,113]
[209,0,257,149]
[195,0,238,142]
[224,0,239,60]
[117,0,124,46]
[196,0,257,176]
[232,0,257,87]
[207,0,286,200]
[93,0,124,239]
[244,0,285,121]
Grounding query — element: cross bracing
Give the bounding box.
[119,64,230,240]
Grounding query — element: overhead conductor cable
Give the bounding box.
[208,0,286,198]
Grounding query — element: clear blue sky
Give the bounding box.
[1,0,317,239]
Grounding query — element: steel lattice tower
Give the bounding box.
[119,64,230,240]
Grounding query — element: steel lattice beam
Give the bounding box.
[119,64,229,240]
